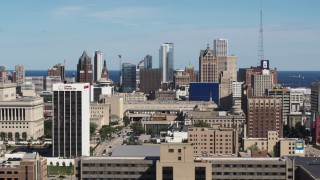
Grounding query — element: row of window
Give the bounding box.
[212,164,286,168]
[83,163,151,168]
[212,172,286,176]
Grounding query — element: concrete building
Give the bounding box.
[0,83,44,140]
[93,50,103,82]
[246,96,283,138]
[77,51,93,84]
[119,92,147,102]
[90,103,110,129]
[155,91,176,101]
[90,85,114,102]
[290,88,311,113]
[232,81,243,107]
[48,63,65,80]
[173,69,189,89]
[140,68,161,94]
[45,76,61,91]
[52,83,90,157]
[101,96,124,121]
[0,66,6,83]
[188,125,239,155]
[0,152,47,180]
[159,43,174,82]
[122,63,136,93]
[14,64,25,86]
[214,38,228,56]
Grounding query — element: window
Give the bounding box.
[168,149,174,153]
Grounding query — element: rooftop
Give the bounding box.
[288,156,320,179]
[111,145,160,157]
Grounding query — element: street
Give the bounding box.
[305,145,320,157]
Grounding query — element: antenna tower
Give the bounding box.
[258,9,264,65]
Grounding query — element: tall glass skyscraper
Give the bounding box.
[159,43,174,82]
[121,63,136,93]
[144,55,152,69]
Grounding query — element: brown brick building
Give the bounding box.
[77,51,93,84]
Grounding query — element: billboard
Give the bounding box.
[260,60,269,69]
[295,140,305,154]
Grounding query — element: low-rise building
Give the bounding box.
[243,131,305,157]
[90,103,110,129]
[0,152,47,180]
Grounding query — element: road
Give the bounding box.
[94,128,130,156]
[305,145,320,157]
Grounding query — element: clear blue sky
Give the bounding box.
[0,0,319,71]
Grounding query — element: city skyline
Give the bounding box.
[1,0,320,71]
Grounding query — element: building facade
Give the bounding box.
[189,83,219,104]
[159,43,174,82]
[311,82,320,114]
[90,103,110,129]
[0,83,44,140]
[173,69,190,89]
[77,51,93,84]
[52,83,90,157]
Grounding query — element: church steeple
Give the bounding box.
[101,60,109,79]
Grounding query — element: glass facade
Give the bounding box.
[122,63,136,93]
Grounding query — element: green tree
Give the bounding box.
[0,132,6,140]
[44,118,52,138]
[15,132,20,140]
[90,123,98,137]
[247,144,260,152]
[123,116,131,127]
[193,120,211,127]
[130,122,145,135]
[7,132,13,140]
[22,132,27,140]
[99,125,115,140]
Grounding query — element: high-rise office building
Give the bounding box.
[121,63,136,93]
[185,63,198,82]
[15,64,25,86]
[140,69,161,94]
[101,60,109,79]
[246,96,283,138]
[48,63,65,80]
[77,51,93,84]
[52,83,90,157]
[311,82,320,114]
[199,44,216,82]
[159,43,174,82]
[214,38,228,56]
[93,50,103,82]
[144,55,152,69]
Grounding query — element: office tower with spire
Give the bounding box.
[214,38,228,56]
[93,50,103,82]
[77,51,93,84]
[159,43,174,82]
[101,60,109,79]
[14,64,25,86]
[144,55,152,69]
[48,63,65,80]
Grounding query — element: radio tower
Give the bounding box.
[258,9,264,65]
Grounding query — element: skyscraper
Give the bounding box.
[140,69,161,94]
[159,43,174,82]
[52,83,90,157]
[77,51,93,84]
[15,64,25,86]
[199,44,217,82]
[121,63,136,93]
[214,38,228,56]
[48,63,65,80]
[311,82,320,114]
[93,50,103,82]
[144,55,152,69]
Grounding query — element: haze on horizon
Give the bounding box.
[0,0,319,71]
